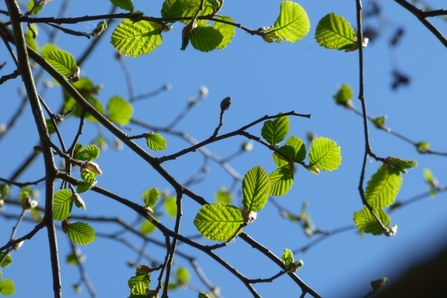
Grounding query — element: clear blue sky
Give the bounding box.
[1,1,447,297]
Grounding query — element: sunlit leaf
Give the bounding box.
[365,165,402,208]
[140,220,157,235]
[176,267,190,284]
[142,188,159,209]
[333,83,353,106]
[416,141,430,153]
[53,189,73,221]
[273,136,306,167]
[107,96,133,126]
[0,253,12,268]
[214,16,235,49]
[27,0,48,15]
[353,207,390,236]
[128,271,150,295]
[77,171,97,194]
[190,25,224,52]
[215,187,233,205]
[281,248,294,267]
[308,137,342,171]
[161,0,215,25]
[242,166,270,212]
[76,144,100,161]
[315,13,356,50]
[261,115,289,145]
[270,166,294,196]
[43,49,77,77]
[25,24,39,52]
[110,0,134,12]
[67,222,96,245]
[0,279,15,296]
[164,197,177,217]
[273,0,310,43]
[145,133,167,151]
[194,203,244,241]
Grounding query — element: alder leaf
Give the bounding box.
[242,166,270,212]
[111,19,163,57]
[270,166,294,196]
[353,207,390,236]
[365,165,402,208]
[53,189,73,221]
[315,13,356,50]
[142,188,159,209]
[273,136,306,167]
[261,115,289,145]
[308,137,342,172]
[333,83,353,106]
[67,222,96,245]
[190,25,224,52]
[107,96,133,126]
[273,0,310,43]
[145,133,167,151]
[76,144,100,161]
[194,203,244,241]
[110,0,134,12]
[214,16,236,49]
[0,279,15,296]
[43,49,77,77]
[161,0,216,25]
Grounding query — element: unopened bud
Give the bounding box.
[72,192,86,210]
[62,219,70,233]
[220,97,231,111]
[83,161,102,176]
[136,265,154,273]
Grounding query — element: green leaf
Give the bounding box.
[0,184,9,199]
[161,0,216,25]
[140,220,157,235]
[308,137,342,172]
[190,25,224,52]
[272,0,310,43]
[111,19,163,57]
[53,189,73,221]
[261,115,290,145]
[365,165,402,208]
[281,248,294,267]
[353,207,390,236]
[164,197,177,217]
[76,144,100,161]
[43,49,77,77]
[194,203,244,241]
[77,171,97,194]
[110,0,134,12]
[0,253,12,268]
[315,13,356,50]
[385,157,417,173]
[371,115,387,128]
[45,119,57,134]
[270,166,294,196]
[416,141,430,153]
[242,166,270,212]
[214,16,236,49]
[128,272,150,295]
[107,96,133,126]
[27,0,47,15]
[273,136,306,167]
[333,84,353,106]
[67,222,96,245]
[25,24,39,52]
[0,279,15,296]
[142,188,159,209]
[145,132,167,151]
[215,187,233,205]
[176,267,190,284]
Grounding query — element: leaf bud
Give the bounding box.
[241,141,253,152]
[136,265,154,273]
[83,161,102,176]
[220,96,231,112]
[62,219,70,234]
[72,192,86,210]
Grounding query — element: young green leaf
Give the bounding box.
[190,25,224,52]
[261,115,290,145]
[176,267,190,285]
[315,13,356,50]
[25,24,39,52]
[242,166,270,212]
[333,83,353,106]
[128,271,150,295]
[270,166,294,196]
[273,136,306,167]
[142,188,159,209]
[110,0,134,12]
[27,0,47,15]
[67,222,96,245]
[53,189,73,221]
[161,0,215,25]
[365,165,402,208]
[107,96,133,126]
[140,220,157,235]
[214,16,236,49]
[281,248,294,267]
[371,115,386,128]
[45,119,57,134]
[0,279,15,296]
[0,184,9,199]
[76,144,100,161]
[215,187,233,205]
[111,19,163,57]
[272,0,310,43]
[194,203,244,241]
[145,132,167,151]
[385,157,417,173]
[43,49,77,77]
[416,141,430,153]
[308,137,342,172]
[0,253,12,268]
[164,197,177,217]
[77,171,97,194]
[353,207,390,236]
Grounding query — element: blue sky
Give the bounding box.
[1,1,447,297]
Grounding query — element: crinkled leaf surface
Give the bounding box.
[142,188,159,209]
[53,189,73,221]
[191,25,224,52]
[273,0,310,43]
[308,137,342,171]
[43,49,76,77]
[76,144,100,161]
[365,165,402,208]
[353,207,390,236]
[161,0,216,24]
[261,115,289,145]
[315,13,356,50]
[270,167,294,196]
[214,16,235,49]
[242,166,270,212]
[145,133,167,151]
[67,222,96,245]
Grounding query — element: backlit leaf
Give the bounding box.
[111,0,134,12]
[353,207,390,236]
[76,144,100,161]
[273,0,310,43]
[242,166,270,212]
[67,222,96,245]
[261,115,289,145]
[270,167,294,196]
[333,84,353,106]
[107,96,133,126]
[53,189,73,221]
[0,279,15,296]
[43,49,77,77]
[142,188,159,209]
[365,165,402,208]
[214,16,235,49]
[308,137,341,171]
[145,133,167,151]
[315,13,356,50]
[190,25,224,52]
[161,0,215,25]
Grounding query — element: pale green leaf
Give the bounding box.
[194,203,244,241]
[77,171,96,194]
[161,0,215,24]
[215,187,233,205]
[145,133,167,151]
[261,115,290,145]
[242,166,270,212]
[333,83,353,106]
[67,222,96,245]
[128,272,150,295]
[53,189,73,221]
[0,279,15,296]
[76,144,100,161]
[273,0,310,43]
[164,197,177,217]
[270,167,294,196]
[365,165,402,208]
[308,137,342,171]
[107,96,133,126]
[416,141,430,153]
[111,19,162,57]
[142,188,159,209]
[176,267,190,284]
[315,13,356,50]
[214,16,235,49]
[140,220,157,235]
[43,49,77,77]
[190,25,224,52]
[0,184,9,199]
[25,24,39,52]
[110,0,134,12]
[353,207,390,236]
[281,248,294,267]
